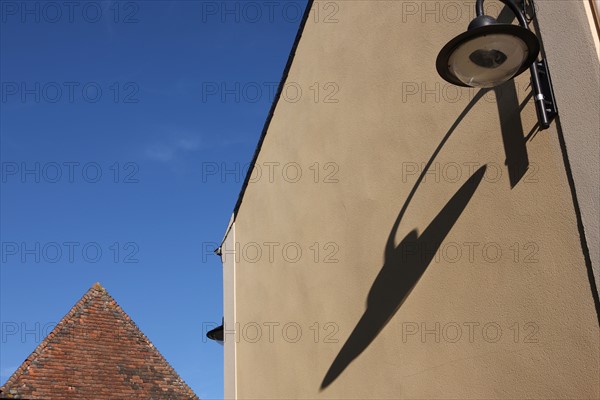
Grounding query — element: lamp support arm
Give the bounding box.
[476,0,528,27]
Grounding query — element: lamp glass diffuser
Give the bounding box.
[448,33,529,88]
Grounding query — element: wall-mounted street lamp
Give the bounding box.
[206,320,224,346]
[436,0,557,129]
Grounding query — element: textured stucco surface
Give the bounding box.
[223,217,237,400]
[225,1,600,398]
[535,0,600,299]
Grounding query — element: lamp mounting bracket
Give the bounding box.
[535,59,558,122]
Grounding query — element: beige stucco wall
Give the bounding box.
[224,1,600,398]
[535,0,600,297]
[222,216,237,399]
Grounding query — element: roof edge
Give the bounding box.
[0,283,105,394]
[231,0,315,220]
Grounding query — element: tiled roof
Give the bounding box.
[0,283,199,400]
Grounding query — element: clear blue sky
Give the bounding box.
[0,1,306,398]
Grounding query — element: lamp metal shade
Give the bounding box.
[436,23,540,88]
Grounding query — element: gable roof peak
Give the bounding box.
[0,284,199,399]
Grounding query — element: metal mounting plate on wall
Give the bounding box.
[536,59,558,122]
